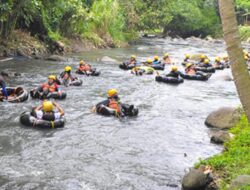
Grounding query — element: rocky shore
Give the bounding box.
[182,107,250,190]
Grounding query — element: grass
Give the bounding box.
[239,26,250,41]
[196,115,250,190]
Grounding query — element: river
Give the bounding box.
[0,37,243,190]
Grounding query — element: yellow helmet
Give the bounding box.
[79,60,85,65]
[48,75,56,80]
[164,53,169,58]
[131,55,136,59]
[200,54,206,59]
[171,65,178,71]
[186,63,193,68]
[244,55,248,60]
[107,89,118,98]
[185,54,190,59]
[204,59,210,64]
[64,66,72,72]
[154,56,159,60]
[215,57,221,62]
[147,59,153,63]
[43,101,53,112]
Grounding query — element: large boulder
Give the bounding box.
[205,107,242,130]
[210,131,232,144]
[229,175,250,190]
[101,56,117,63]
[182,169,213,190]
[46,55,67,62]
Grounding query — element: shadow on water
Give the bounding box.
[0,37,246,189]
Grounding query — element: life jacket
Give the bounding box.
[186,68,196,75]
[108,99,121,113]
[79,65,91,72]
[153,60,160,65]
[42,83,58,92]
[164,58,172,64]
[62,72,70,79]
[42,110,55,121]
[128,60,136,66]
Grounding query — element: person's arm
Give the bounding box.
[60,72,65,78]
[53,101,64,116]
[34,104,43,112]
[37,84,44,92]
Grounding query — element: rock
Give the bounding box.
[46,55,67,62]
[17,48,26,56]
[205,181,219,190]
[205,107,242,130]
[229,175,250,190]
[210,131,231,144]
[101,56,117,62]
[205,36,213,41]
[182,169,213,190]
[1,70,21,77]
[214,40,224,44]
[222,75,233,81]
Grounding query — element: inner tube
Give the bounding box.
[151,64,165,70]
[76,69,100,76]
[20,111,65,129]
[0,87,29,103]
[96,104,139,117]
[195,67,215,73]
[30,89,67,100]
[182,62,188,66]
[155,76,184,84]
[119,62,135,70]
[213,65,224,70]
[69,78,83,86]
[180,73,212,81]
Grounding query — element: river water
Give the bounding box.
[0,37,243,190]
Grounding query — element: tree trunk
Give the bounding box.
[219,0,250,121]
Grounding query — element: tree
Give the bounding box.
[219,0,250,121]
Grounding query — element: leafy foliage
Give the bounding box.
[0,0,248,44]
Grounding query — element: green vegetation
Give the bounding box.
[197,115,250,189]
[239,26,250,41]
[0,0,249,52]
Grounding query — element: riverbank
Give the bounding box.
[0,30,131,59]
[196,114,250,189]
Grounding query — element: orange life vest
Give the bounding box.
[62,73,69,79]
[186,68,196,75]
[79,65,91,72]
[108,99,121,113]
[164,58,172,64]
[42,83,57,92]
